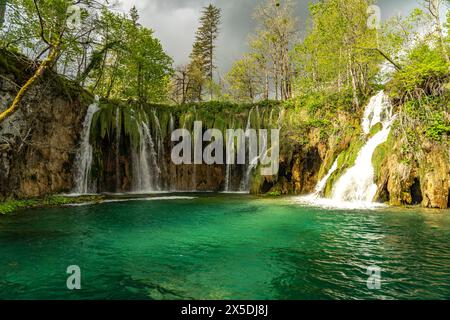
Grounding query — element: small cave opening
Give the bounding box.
[410,178,423,205]
[261,178,274,194]
[305,148,321,173]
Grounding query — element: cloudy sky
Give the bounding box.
[117,0,422,75]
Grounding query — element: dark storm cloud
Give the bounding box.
[119,0,422,74]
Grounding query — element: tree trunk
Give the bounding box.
[0,45,60,124]
[348,51,359,109]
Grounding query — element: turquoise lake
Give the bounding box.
[0,194,449,300]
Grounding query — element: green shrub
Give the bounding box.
[389,44,449,99]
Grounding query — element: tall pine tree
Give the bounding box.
[189,4,221,100]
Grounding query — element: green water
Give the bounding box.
[0,195,449,300]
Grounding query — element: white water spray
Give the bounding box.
[297,91,395,209]
[73,98,99,194]
[314,159,338,196]
[132,118,161,192]
[331,91,394,203]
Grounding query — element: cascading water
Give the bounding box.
[132,117,161,192]
[331,91,394,203]
[115,106,121,191]
[314,159,338,196]
[361,91,392,134]
[152,109,167,189]
[169,113,175,134]
[297,91,395,209]
[73,98,100,194]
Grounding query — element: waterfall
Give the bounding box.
[331,91,394,203]
[152,109,164,157]
[115,106,121,191]
[362,91,392,134]
[169,113,175,134]
[132,119,161,193]
[152,109,167,189]
[73,98,99,194]
[224,129,234,192]
[296,91,395,209]
[314,159,338,196]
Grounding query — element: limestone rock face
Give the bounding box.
[1,52,448,210]
[374,134,449,209]
[420,147,449,209]
[0,57,90,199]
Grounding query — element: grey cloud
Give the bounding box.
[119,0,422,74]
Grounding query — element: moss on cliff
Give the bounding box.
[372,129,396,184]
[323,136,365,197]
[0,195,104,215]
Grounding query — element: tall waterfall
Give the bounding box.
[132,119,161,192]
[115,106,121,191]
[331,91,394,203]
[73,98,99,194]
[296,91,395,209]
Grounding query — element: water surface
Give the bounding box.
[0,195,449,300]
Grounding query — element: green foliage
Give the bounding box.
[372,131,395,182]
[0,199,38,214]
[0,195,103,215]
[227,54,263,102]
[92,8,173,103]
[91,100,151,148]
[426,113,450,141]
[187,4,222,100]
[368,122,383,138]
[267,191,282,197]
[292,0,381,102]
[2,2,172,104]
[389,44,449,99]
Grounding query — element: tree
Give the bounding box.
[90,7,173,103]
[171,65,193,105]
[186,42,207,102]
[254,0,298,101]
[423,0,449,64]
[291,0,382,107]
[189,4,221,100]
[249,32,271,100]
[0,0,107,123]
[227,54,262,102]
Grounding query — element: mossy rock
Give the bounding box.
[323,136,365,197]
[372,130,396,183]
[368,122,383,138]
[0,195,104,215]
